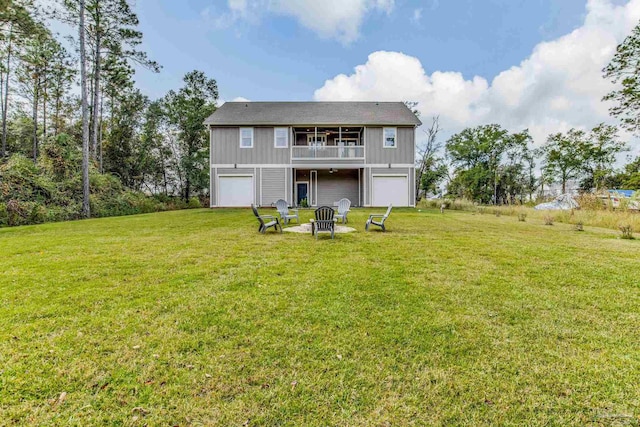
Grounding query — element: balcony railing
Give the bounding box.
[291,145,364,160]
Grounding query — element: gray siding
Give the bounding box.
[261,168,287,206]
[316,170,359,207]
[365,126,415,164]
[212,127,290,164]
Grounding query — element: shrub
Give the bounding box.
[187,197,202,209]
[574,221,584,232]
[518,213,527,222]
[494,210,501,217]
[544,215,554,226]
[619,225,634,240]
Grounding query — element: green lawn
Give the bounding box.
[1,208,639,426]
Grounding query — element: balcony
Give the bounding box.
[291,145,364,160]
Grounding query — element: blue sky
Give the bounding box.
[133,0,589,102]
[126,0,640,152]
[41,0,636,150]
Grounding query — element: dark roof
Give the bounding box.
[204,102,422,126]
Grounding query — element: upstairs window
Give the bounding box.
[240,127,253,148]
[383,127,397,148]
[274,127,289,148]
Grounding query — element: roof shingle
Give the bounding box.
[204,102,422,126]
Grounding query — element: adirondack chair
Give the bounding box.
[312,206,335,239]
[275,199,299,224]
[365,205,393,232]
[334,198,351,224]
[252,204,282,234]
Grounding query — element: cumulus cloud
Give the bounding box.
[314,0,640,146]
[203,0,395,44]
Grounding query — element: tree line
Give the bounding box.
[414,19,640,204]
[1,0,218,224]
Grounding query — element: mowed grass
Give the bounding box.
[1,208,639,426]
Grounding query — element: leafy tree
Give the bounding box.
[1,0,38,157]
[16,24,61,161]
[163,70,218,202]
[102,87,147,188]
[446,124,514,203]
[498,130,534,203]
[603,22,640,134]
[139,99,171,194]
[59,0,159,159]
[48,45,75,136]
[539,129,587,194]
[579,123,626,191]
[403,101,420,117]
[608,156,640,190]
[541,124,626,194]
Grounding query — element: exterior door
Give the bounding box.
[296,182,308,206]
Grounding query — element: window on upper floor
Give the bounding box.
[274,127,289,148]
[383,127,397,148]
[240,127,253,148]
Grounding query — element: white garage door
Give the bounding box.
[218,176,254,207]
[372,175,409,207]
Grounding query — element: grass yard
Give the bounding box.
[1,208,639,426]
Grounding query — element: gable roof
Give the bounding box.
[204,102,422,126]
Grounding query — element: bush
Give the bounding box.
[619,224,634,240]
[187,197,202,209]
[0,152,204,228]
[544,215,554,226]
[518,213,527,222]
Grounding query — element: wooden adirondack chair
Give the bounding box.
[275,199,299,224]
[252,204,282,234]
[312,206,335,239]
[365,205,392,232]
[334,198,351,224]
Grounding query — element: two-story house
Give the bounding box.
[205,101,421,208]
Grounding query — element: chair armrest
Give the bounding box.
[261,215,277,220]
[368,214,385,219]
[290,209,299,214]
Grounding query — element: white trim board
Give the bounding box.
[210,163,415,169]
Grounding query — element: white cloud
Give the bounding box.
[314,0,640,147]
[217,96,251,106]
[203,0,395,44]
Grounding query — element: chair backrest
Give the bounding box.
[337,198,351,214]
[383,205,393,220]
[251,204,265,226]
[314,206,334,230]
[275,199,289,214]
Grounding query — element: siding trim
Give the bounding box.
[211,163,415,168]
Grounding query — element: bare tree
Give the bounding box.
[415,116,447,202]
